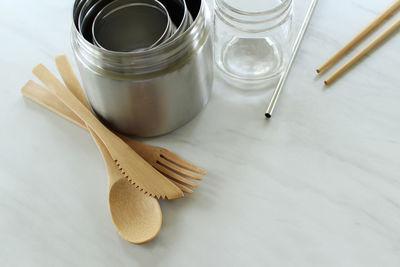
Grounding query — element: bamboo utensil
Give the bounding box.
[32,63,183,200]
[21,81,163,244]
[324,16,400,85]
[54,55,204,190]
[265,0,319,119]
[108,177,162,244]
[21,80,200,193]
[95,138,162,244]
[21,53,207,243]
[317,0,400,74]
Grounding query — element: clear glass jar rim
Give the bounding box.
[215,0,292,16]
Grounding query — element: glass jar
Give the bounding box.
[214,0,293,86]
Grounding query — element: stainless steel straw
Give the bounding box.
[265,0,319,119]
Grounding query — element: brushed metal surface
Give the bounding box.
[72,0,213,137]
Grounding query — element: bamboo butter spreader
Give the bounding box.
[24,55,205,193]
[22,80,200,194]
[22,55,208,243]
[32,64,184,200]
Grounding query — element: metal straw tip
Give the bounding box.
[265,113,272,119]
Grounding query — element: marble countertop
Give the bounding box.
[2,0,400,266]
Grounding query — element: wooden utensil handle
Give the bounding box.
[22,80,87,129]
[32,64,120,149]
[23,79,153,157]
[54,55,153,151]
[32,64,184,200]
[55,55,90,109]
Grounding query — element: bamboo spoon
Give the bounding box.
[317,0,400,73]
[32,64,183,200]
[22,80,197,193]
[54,55,204,189]
[21,81,162,244]
[88,124,163,244]
[324,16,400,85]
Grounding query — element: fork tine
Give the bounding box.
[160,149,206,175]
[154,163,198,188]
[158,157,203,181]
[170,181,193,194]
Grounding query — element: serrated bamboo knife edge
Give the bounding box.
[21,80,163,244]
[32,63,183,200]
[22,80,194,194]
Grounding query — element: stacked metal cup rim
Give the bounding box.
[71,0,213,136]
[92,0,175,52]
[75,0,192,52]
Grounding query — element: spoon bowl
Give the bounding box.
[109,178,162,243]
[55,55,164,243]
[96,130,161,244]
[21,79,163,244]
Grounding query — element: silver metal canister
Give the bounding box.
[71,0,213,137]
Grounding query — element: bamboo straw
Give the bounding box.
[317,0,400,73]
[324,16,400,85]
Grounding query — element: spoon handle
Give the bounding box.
[22,80,86,128]
[32,64,117,144]
[21,82,162,244]
[53,56,119,183]
[21,80,195,194]
[32,63,183,199]
[55,55,90,108]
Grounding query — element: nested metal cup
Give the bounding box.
[92,0,173,52]
[162,0,192,44]
[73,0,86,28]
[77,0,191,45]
[71,0,214,137]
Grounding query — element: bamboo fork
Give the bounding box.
[32,63,183,199]
[317,0,400,74]
[22,80,199,194]
[23,81,163,244]
[27,55,206,192]
[324,16,400,85]
[54,55,204,190]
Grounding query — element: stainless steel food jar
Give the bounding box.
[71,0,213,137]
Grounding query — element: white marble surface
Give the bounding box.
[1,0,400,266]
